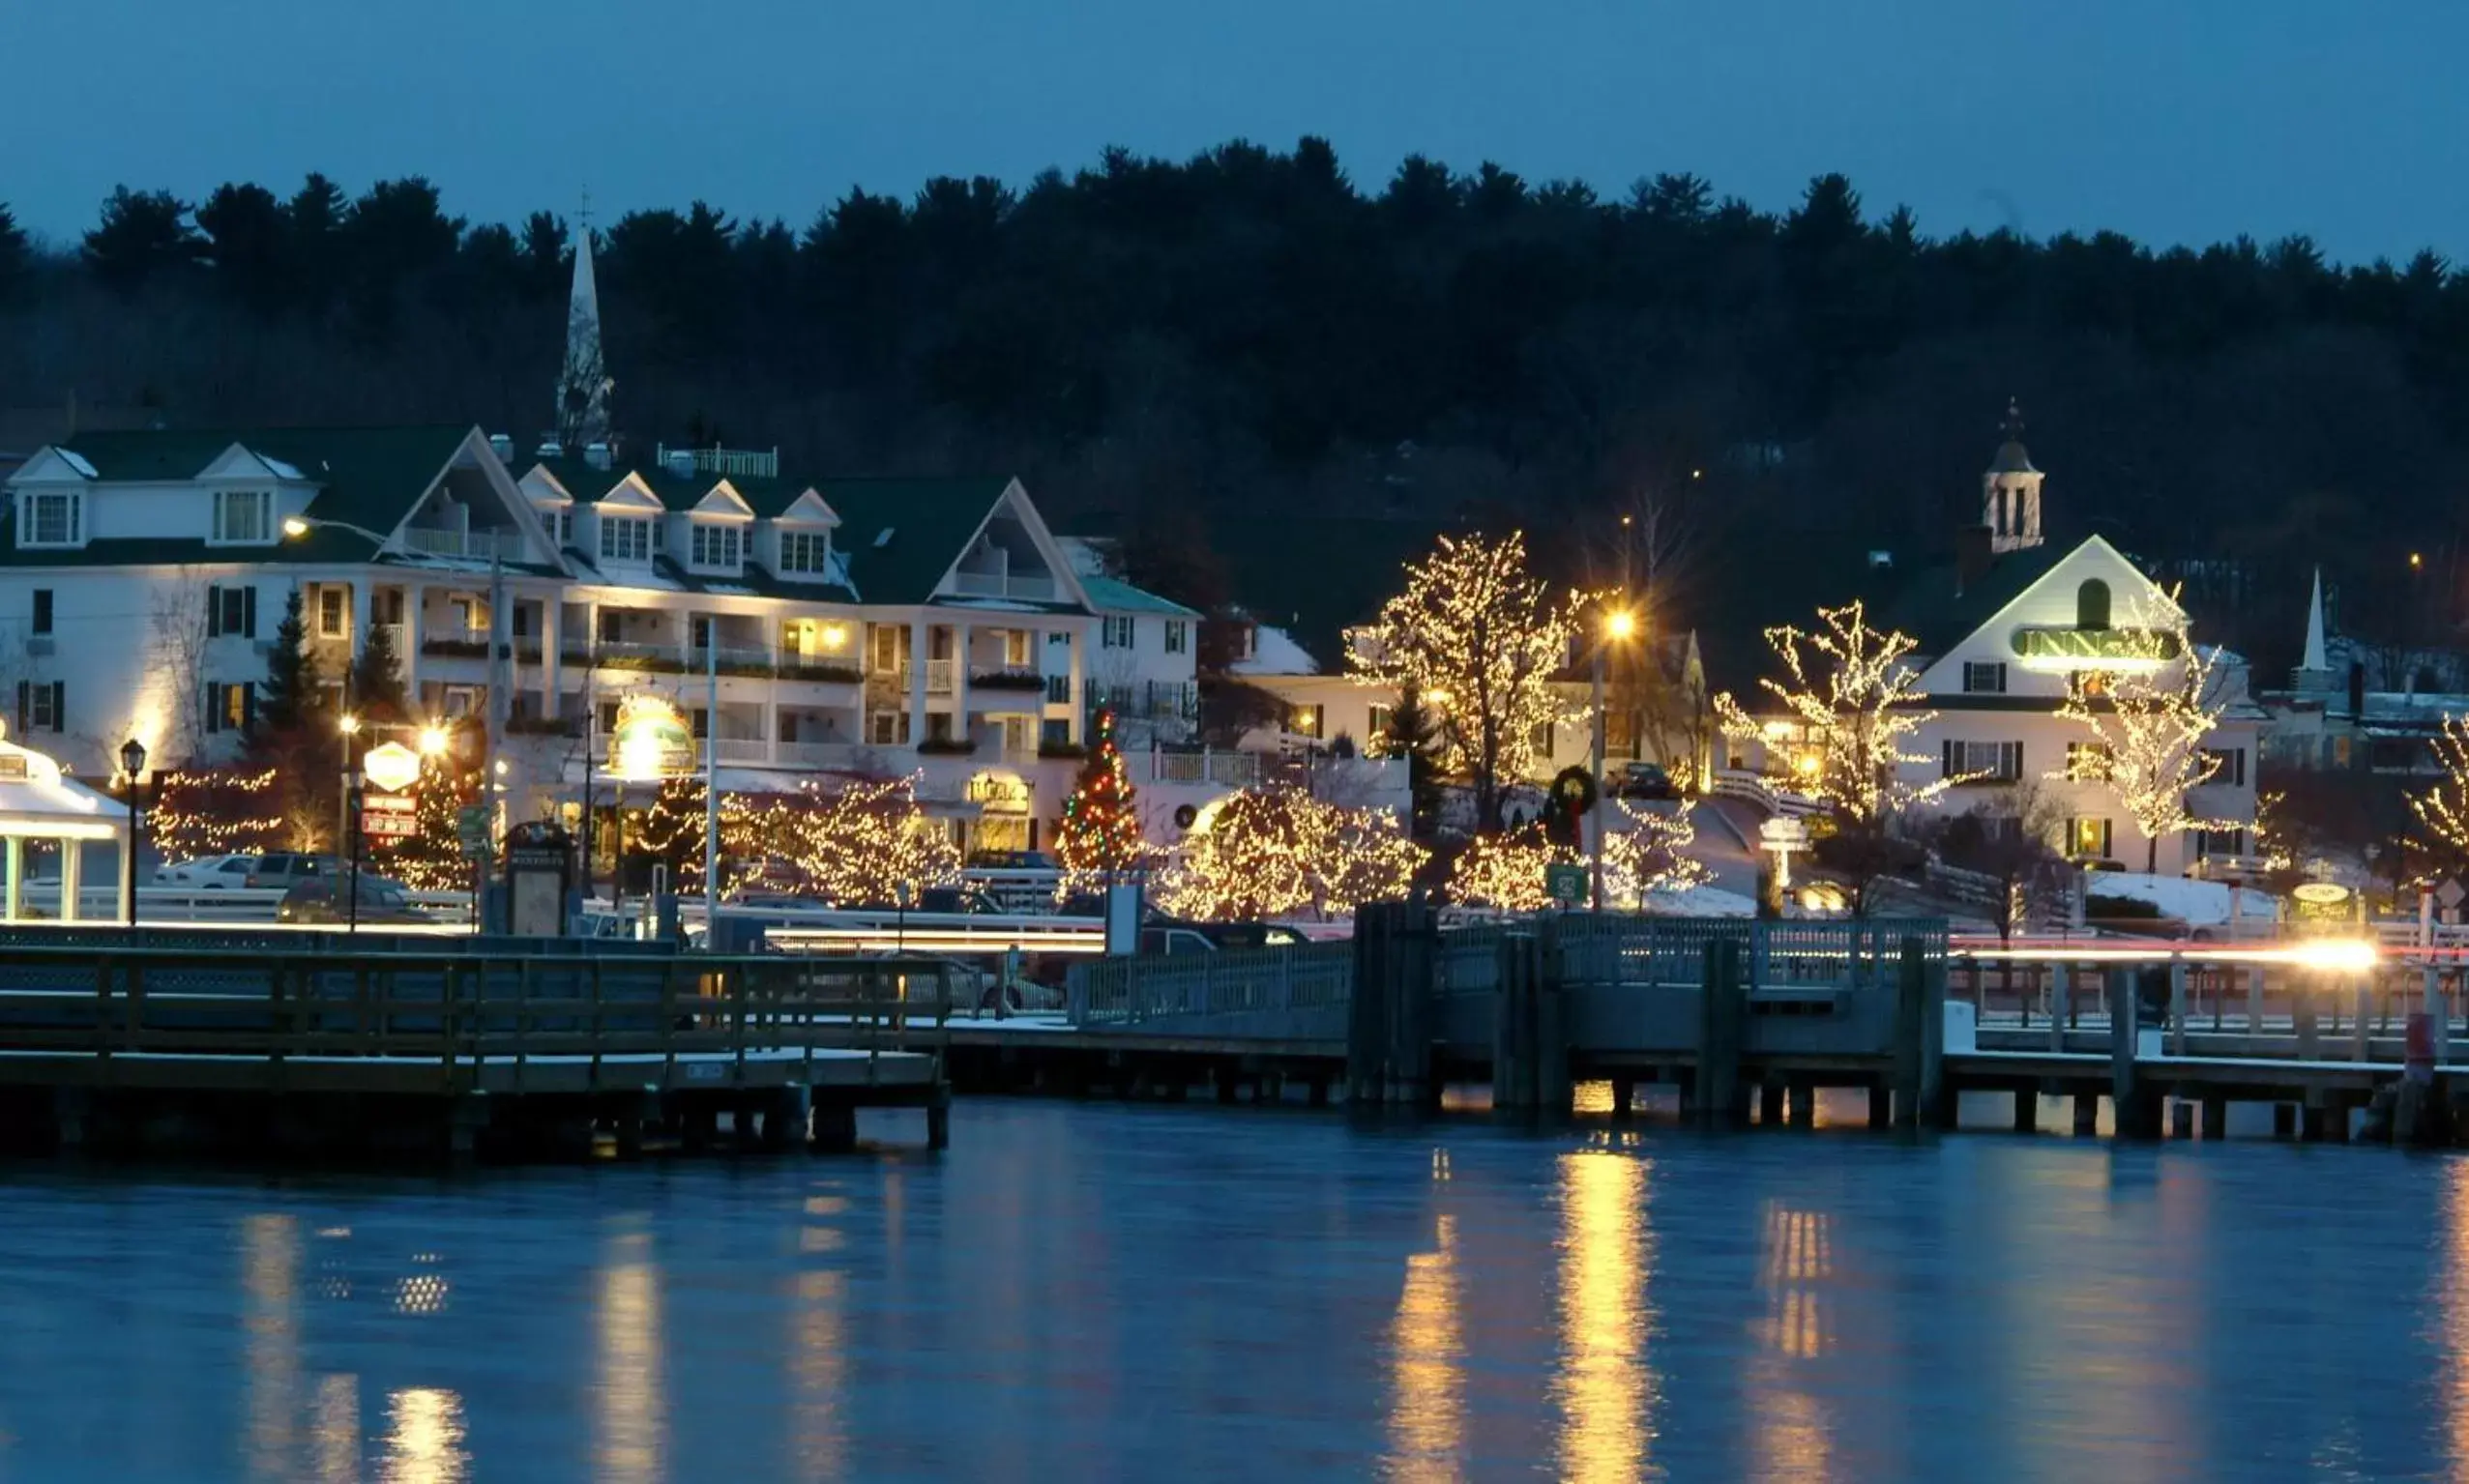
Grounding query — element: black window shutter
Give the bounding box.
[31,590,50,634]
[203,682,219,736]
[243,586,258,638]
[1941,740,1955,779]
[241,682,257,730]
[13,681,24,736]
[2003,742,2021,779]
[47,682,63,733]
[206,585,223,638]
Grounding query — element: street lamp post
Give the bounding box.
[338,713,362,933]
[1591,607,1637,912]
[119,737,147,929]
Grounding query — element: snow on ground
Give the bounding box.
[2083,872,2278,926]
[1643,884,1757,917]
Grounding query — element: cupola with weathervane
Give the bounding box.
[1984,397,2043,554]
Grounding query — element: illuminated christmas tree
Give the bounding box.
[632,772,710,891]
[1053,710,1147,888]
[371,752,478,890]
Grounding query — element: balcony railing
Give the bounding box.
[688,645,779,678]
[589,642,686,675]
[1138,748,1263,787]
[926,659,955,695]
[420,627,489,659]
[948,571,1058,600]
[1045,675,1072,705]
[714,739,771,765]
[400,527,526,563]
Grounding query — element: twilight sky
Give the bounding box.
[12,0,2463,264]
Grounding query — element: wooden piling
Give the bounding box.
[1891,937,1942,1128]
[2201,1097,2227,1140]
[2049,964,2071,1051]
[2013,1084,2039,1133]
[1788,1082,1816,1127]
[1868,1083,1893,1129]
[2167,963,2189,1057]
[1759,1082,1786,1126]
[2110,968,2154,1138]
[926,1088,952,1150]
[810,1102,859,1152]
[2273,1102,2297,1140]
[2169,1100,2193,1139]
[2072,1091,2099,1136]
[1695,939,1746,1126]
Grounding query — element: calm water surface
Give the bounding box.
[0,1099,2461,1482]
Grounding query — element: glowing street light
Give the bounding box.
[338,713,362,736]
[418,724,450,756]
[1590,603,1639,911]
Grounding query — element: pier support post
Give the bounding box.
[2013,1083,2039,1133]
[1788,1082,1816,1127]
[50,1088,88,1150]
[2109,969,2155,1138]
[2049,964,2070,1051]
[810,1101,858,1152]
[2300,1091,2328,1142]
[1694,939,1746,1127]
[1868,1083,1893,1129]
[2201,1097,2227,1140]
[1759,1082,1785,1126]
[2168,963,2189,1057]
[2295,984,2320,1062]
[2170,1101,2193,1138]
[2427,969,2451,1065]
[2072,1091,2099,1136]
[925,1086,952,1150]
[1891,937,1943,1128]
[2248,966,2267,1034]
[1493,930,1542,1112]
[1350,902,1439,1108]
[2273,1102,2298,1140]
[1608,1076,1635,1120]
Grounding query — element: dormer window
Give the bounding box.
[689,522,743,570]
[17,489,83,548]
[599,515,652,564]
[211,489,275,544]
[779,530,831,576]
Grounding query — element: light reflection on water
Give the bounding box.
[0,1105,2460,1480]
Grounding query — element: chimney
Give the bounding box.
[1955,524,1993,596]
[486,432,514,462]
[584,441,613,471]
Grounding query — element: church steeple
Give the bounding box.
[2293,566,2336,694]
[555,212,613,453]
[1984,398,2044,553]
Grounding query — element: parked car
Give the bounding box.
[1612,762,1677,800]
[277,873,427,925]
[1138,919,1309,954]
[247,852,341,890]
[156,853,257,889]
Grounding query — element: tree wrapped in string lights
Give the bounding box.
[724,774,960,906]
[2052,626,2229,873]
[371,752,480,890]
[632,773,710,891]
[1449,803,1710,912]
[1602,800,1714,905]
[1053,709,1149,891]
[149,769,286,863]
[1152,786,1423,920]
[1350,531,1584,832]
[1713,599,1953,824]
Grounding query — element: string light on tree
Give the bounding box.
[2050,602,2229,874]
[1350,531,1586,832]
[1713,600,1957,824]
[1053,709,1151,894]
[1151,786,1424,921]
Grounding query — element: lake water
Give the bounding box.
[0,1098,2461,1482]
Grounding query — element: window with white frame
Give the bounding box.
[1960,660,2007,694]
[2202,746,2248,787]
[690,522,743,569]
[17,490,81,547]
[600,515,652,564]
[1004,629,1030,666]
[317,587,345,637]
[1941,739,2022,781]
[1164,620,1189,655]
[779,529,830,575]
[1102,616,1135,649]
[211,489,274,543]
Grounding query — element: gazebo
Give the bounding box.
[0,724,132,924]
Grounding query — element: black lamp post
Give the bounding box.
[118,737,147,930]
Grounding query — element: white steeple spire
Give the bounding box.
[555,211,613,452]
[2302,567,2328,672]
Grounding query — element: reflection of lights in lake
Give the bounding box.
[383,1387,467,1484]
[598,1231,664,1484]
[794,1268,848,1478]
[1749,1204,1835,1476]
[314,1374,360,1484]
[244,1213,301,1479]
[394,1273,451,1315]
[1553,1150,1657,1483]
[1385,1214,1464,1482]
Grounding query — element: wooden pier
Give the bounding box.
[0,941,953,1160]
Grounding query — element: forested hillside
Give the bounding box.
[2,137,2461,673]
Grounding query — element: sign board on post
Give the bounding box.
[1544,862,1587,908]
[2289,881,2354,936]
[361,742,424,795]
[456,803,492,859]
[360,793,417,841]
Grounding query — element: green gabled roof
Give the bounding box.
[646,555,859,606]
[819,477,1015,605]
[528,456,818,519]
[1878,544,2069,657]
[1080,574,1199,617]
[15,424,479,565]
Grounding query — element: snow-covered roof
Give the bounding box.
[0,729,130,838]
[1231,624,1321,677]
[2083,872,2278,926]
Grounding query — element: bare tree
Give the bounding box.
[145,570,216,765]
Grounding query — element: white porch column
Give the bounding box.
[402,583,426,704]
[1067,626,1086,744]
[907,617,929,745]
[541,598,562,720]
[349,582,374,677]
[5,837,21,922]
[952,622,973,747]
[58,835,80,924]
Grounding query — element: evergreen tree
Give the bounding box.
[633,773,709,891]
[1381,682,1443,842]
[349,621,408,722]
[372,750,476,890]
[255,588,321,738]
[0,203,27,304]
[1053,710,1145,880]
[80,186,201,293]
